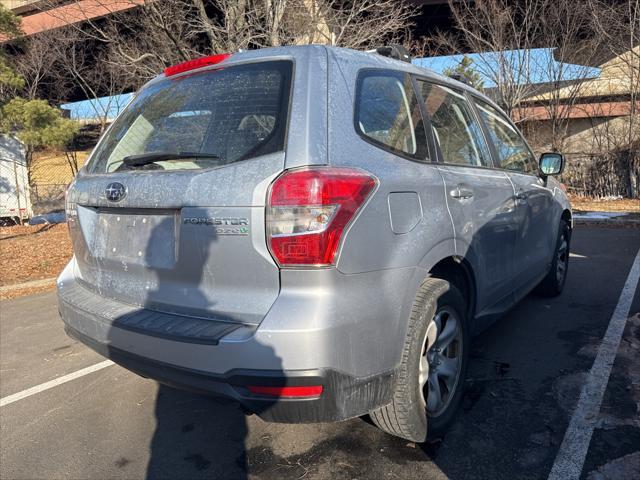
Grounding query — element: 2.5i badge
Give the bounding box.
[183,217,250,236]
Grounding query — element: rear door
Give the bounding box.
[415,80,519,317]
[67,59,297,325]
[472,99,556,290]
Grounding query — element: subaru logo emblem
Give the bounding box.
[105,182,126,202]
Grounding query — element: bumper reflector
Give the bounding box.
[246,385,323,398]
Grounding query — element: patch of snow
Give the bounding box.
[573,211,627,220]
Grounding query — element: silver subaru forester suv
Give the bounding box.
[58,45,571,442]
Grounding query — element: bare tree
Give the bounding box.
[37,0,416,89]
[588,0,640,198]
[317,0,416,49]
[35,0,202,87]
[524,0,600,152]
[574,96,640,198]
[433,0,545,117]
[43,27,129,132]
[527,0,639,198]
[105,0,201,83]
[13,30,61,100]
[178,0,416,51]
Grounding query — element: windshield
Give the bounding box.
[87,60,293,173]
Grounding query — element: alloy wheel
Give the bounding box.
[556,233,569,285]
[418,307,464,417]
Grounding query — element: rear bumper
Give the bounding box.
[64,323,394,423]
[56,259,419,423]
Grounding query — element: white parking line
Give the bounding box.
[0,360,114,408]
[548,247,640,480]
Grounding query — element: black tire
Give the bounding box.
[370,278,469,442]
[536,220,570,297]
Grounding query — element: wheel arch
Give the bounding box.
[561,208,573,231]
[427,255,477,322]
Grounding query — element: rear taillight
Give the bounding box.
[266,167,377,267]
[65,179,77,224]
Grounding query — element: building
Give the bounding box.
[516,47,639,198]
[516,47,639,153]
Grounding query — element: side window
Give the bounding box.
[474,99,537,174]
[355,71,428,159]
[416,81,491,167]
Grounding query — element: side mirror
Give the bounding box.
[539,152,564,176]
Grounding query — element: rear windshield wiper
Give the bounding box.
[122,151,221,167]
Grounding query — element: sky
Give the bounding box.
[414,48,601,87]
[60,48,601,120]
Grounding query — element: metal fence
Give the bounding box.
[561,151,640,199]
[30,183,67,214]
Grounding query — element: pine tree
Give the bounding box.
[443,56,485,91]
[0,5,25,105]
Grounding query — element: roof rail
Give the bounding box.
[367,44,412,63]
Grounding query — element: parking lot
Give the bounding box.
[1,224,639,480]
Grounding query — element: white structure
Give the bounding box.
[0,135,33,222]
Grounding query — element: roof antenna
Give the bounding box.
[449,73,473,86]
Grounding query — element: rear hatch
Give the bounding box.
[67,59,293,325]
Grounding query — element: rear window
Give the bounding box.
[87,61,293,173]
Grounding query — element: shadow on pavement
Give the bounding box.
[101,215,282,480]
[146,386,251,479]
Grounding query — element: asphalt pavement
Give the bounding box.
[1,224,639,480]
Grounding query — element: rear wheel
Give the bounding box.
[536,220,570,297]
[370,278,469,442]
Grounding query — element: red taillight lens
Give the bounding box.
[266,167,377,267]
[164,53,231,77]
[246,385,323,398]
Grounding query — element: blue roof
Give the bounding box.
[60,93,134,121]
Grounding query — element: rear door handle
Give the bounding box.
[514,191,527,200]
[450,184,474,199]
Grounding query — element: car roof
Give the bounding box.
[322,46,502,111]
[144,44,503,115]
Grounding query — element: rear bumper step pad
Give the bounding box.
[58,281,253,345]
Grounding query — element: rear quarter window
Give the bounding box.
[87,61,293,173]
[354,70,428,160]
